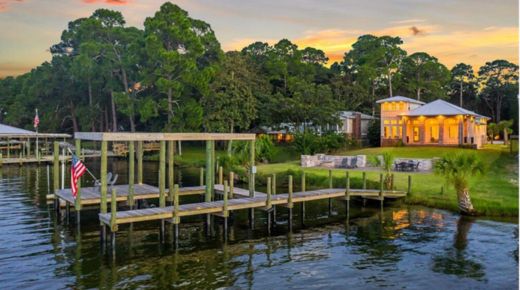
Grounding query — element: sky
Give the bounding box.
[0,0,518,77]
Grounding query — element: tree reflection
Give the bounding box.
[432,216,485,280]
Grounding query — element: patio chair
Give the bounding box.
[94,172,119,192]
[414,162,421,172]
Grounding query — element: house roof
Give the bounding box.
[0,123,35,135]
[404,99,489,118]
[339,111,377,120]
[376,96,425,105]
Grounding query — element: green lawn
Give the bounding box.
[256,145,518,217]
[170,143,518,216]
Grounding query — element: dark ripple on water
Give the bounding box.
[0,164,517,289]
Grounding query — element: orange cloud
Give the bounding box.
[225,23,518,69]
[82,0,130,4]
[0,0,23,12]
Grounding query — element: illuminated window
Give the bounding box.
[391,120,397,125]
[384,126,388,138]
[399,127,403,137]
[413,127,420,142]
[392,126,397,138]
[384,120,390,124]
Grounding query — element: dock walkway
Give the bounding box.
[99,187,406,226]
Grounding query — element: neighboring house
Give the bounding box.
[337,111,377,142]
[377,96,489,149]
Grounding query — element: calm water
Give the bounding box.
[0,162,517,289]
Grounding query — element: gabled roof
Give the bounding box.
[404,99,489,118]
[0,123,35,135]
[338,111,377,120]
[376,96,425,105]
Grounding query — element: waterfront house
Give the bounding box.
[377,96,489,148]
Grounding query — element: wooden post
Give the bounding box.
[266,176,272,234]
[0,153,3,167]
[223,181,229,239]
[362,172,366,189]
[407,175,412,195]
[159,140,166,208]
[74,139,82,223]
[379,173,384,205]
[7,137,10,159]
[328,169,333,214]
[300,172,305,225]
[218,166,223,185]
[205,141,213,231]
[229,172,234,199]
[172,184,180,245]
[53,142,59,212]
[301,171,306,192]
[100,140,108,243]
[223,181,229,217]
[288,175,293,231]
[288,175,293,208]
[266,177,272,209]
[128,141,135,208]
[272,173,277,222]
[110,188,118,232]
[249,140,255,197]
[173,184,180,224]
[168,140,174,205]
[100,141,108,214]
[345,171,350,214]
[345,171,350,200]
[328,169,332,188]
[137,141,143,184]
[205,141,213,202]
[110,187,118,249]
[200,167,204,186]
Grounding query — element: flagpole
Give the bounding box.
[35,108,39,161]
[67,147,98,181]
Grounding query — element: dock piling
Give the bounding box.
[379,173,384,208]
[288,175,293,231]
[218,166,223,185]
[223,181,229,239]
[266,177,272,234]
[173,184,180,246]
[272,173,277,224]
[168,140,174,206]
[345,171,350,214]
[128,141,135,208]
[328,169,333,215]
[100,140,108,244]
[301,172,305,226]
[407,175,412,194]
[137,141,143,184]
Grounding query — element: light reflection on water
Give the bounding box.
[0,163,517,289]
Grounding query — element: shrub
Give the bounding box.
[367,120,380,147]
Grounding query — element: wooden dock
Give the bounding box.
[98,186,406,226]
[54,184,207,206]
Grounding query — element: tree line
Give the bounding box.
[0,2,517,134]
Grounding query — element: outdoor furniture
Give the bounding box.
[346,158,358,169]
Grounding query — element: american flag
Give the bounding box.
[33,109,39,128]
[71,154,87,198]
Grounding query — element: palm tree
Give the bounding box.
[376,152,395,189]
[434,153,485,215]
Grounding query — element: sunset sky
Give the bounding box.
[0,0,518,77]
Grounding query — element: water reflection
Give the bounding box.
[432,217,486,281]
[0,162,517,289]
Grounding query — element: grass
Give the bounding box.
[255,145,518,217]
[169,142,518,217]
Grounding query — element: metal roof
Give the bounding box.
[0,123,35,135]
[338,111,377,120]
[376,96,425,105]
[404,99,489,118]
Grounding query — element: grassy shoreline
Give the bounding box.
[174,144,518,217]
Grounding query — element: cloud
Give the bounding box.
[81,0,130,5]
[391,18,426,25]
[224,24,518,69]
[0,0,24,12]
